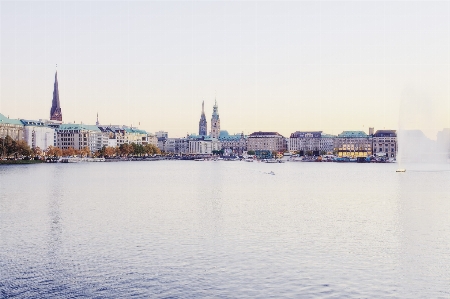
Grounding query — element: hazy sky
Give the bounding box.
[1,1,449,137]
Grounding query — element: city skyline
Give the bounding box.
[1,1,449,138]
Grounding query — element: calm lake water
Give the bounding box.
[1,161,449,298]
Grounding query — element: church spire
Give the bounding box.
[50,68,62,121]
[199,101,207,136]
[96,112,99,126]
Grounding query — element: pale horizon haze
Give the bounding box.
[1,1,449,138]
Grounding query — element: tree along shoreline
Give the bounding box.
[0,159,45,165]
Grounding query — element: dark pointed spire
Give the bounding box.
[96,112,99,126]
[199,101,207,136]
[50,69,62,121]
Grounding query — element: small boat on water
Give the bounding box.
[245,158,254,162]
[396,169,406,172]
[194,158,205,161]
[265,159,278,163]
[60,157,82,163]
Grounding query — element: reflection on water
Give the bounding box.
[0,162,449,298]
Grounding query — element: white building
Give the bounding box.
[147,133,158,147]
[20,119,55,150]
[98,125,151,148]
[188,135,220,155]
[155,131,168,139]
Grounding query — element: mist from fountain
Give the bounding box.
[397,88,450,171]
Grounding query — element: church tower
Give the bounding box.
[50,71,62,121]
[210,99,220,139]
[199,101,207,136]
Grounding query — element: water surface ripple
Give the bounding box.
[1,161,449,298]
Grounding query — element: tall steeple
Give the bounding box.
[210,98,220,139]
[96,112,100,126]
[199,100,207,136]
[50,69,62,121]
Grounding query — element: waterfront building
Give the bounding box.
[210,100,220,139]
[320,134,335,154]
[20,119,55,150]
[372,130,397,158]
[98,126,124,147]
[163,138,174,153]
[147,133,158,147]
[99,125,151,147]
[157,136,167,152]
[289,131,322,156]
[56,124,105,153]
[334,131,372,157]
[199,101,207,136]
[188,134,220,155]
[124,127,151,145]
[155,131,168,139]
[0,113,24,141]
[50,71,62,121]
[218,130,247,155]
[247,131,286,153]
[162,137,190,154]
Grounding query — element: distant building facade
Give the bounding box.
[189,135,220,155]
[99,125,151,148]
[21,119,55,150]
[372,130,397,158]
[247,131,286,152]
[155,131,168,139]
[219,131,247,155]
[56,124,106,153]
[289,131,322,156]
[0,113,24,141]
[334,131,372,157]
[320,134,335,154]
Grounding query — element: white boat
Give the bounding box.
[60,157,81,163]
[265,159,278,163]
[396,169,406,172]
[245,158,254,162]
[194,158,205,161]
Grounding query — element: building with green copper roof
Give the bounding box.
[335,130,372,157]
[0,113,24,141]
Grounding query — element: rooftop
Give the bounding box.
[57,124,101,132]
[249,131,283,137]
[0,113,23,126]
[337,131,368,138]
[373,130,397,137]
